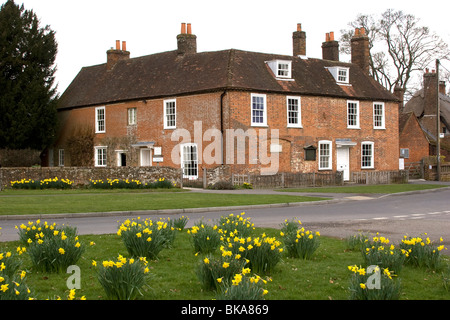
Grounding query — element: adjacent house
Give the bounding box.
[400,69,450,166]
[43,23,400,181]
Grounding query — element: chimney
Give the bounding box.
[177,22,197,55]
[423,68,439,116]
[293,23,306,56]
[394,85,405,114]
[439,81,446,95]
[321,32,339,61]
[107,40,130,71]
[351,27,370,74]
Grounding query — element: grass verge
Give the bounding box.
[0,190,327,216]
[0,227,448,300]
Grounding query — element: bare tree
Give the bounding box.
[340,9,449,99]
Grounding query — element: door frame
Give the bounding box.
[336,147,350,181]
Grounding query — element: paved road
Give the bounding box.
[1,183,449,249]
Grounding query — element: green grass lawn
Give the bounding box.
[0,227,448,300]
[0,189,327,216]
[277,184,448,194]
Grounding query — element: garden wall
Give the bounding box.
[0,166,183,189]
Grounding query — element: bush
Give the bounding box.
[217,212,255,238]
[209,181,235,190]
[188,222,221,254]
[347,265,401,300]
[94,255,150,300]
[0,249,34,300]
[89,178,175,190]
[117,217,178,260]
[26,229,85,273]
[10,177,73,189]
[216,270,270,300]
[17,219,84,273]
[400,234,447,270]
[196,252,247,291]
[280,219,320,260]
[361,234,406,273]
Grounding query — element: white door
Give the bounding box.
[337,148,350,181]
[140,149,152,167]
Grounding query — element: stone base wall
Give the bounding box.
[0,166,183,189]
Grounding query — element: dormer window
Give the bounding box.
[326,66,350,84]
[267,60,292,79]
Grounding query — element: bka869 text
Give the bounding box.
[225,304,269,315]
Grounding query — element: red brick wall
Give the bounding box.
[225,91,399,174]
[399,115,430,165]
[51,90,399,176]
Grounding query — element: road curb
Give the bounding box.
[0,198,342,221]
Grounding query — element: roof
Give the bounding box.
[58,49,398,110]
[403,89,450,128]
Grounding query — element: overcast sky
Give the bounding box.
[9,0,450,94]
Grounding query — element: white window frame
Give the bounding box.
[95,106,106,133]
[164,99,176,129]
[347,100,360,129]
[267,60,292,79]
[286,96,302,128]
[373,102,385,129]
[361,141,374,169]
[58,149,64,167]
[326,67,350,84]
[181,143,198,179]
[318,140,332,170]
[251,93,267,127]
[95,146,107,167]
[128,108,137,125]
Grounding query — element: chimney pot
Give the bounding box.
[116,40,120,50]
[122,41,127,52]
[293,23,306,56]
[177,23,197,55]
[322,31,339,61]
[351,27,370,74]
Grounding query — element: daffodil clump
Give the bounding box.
[216,268,271,300]
[361,234,406,273]
[188,222,222,254]
[93,255,150,300]
[16,220,85,273]
[223,232,283,274]
[118,217,179,260]
[280,219,320,260]
[10,177,73,189]
[196,249,247,291]
[218,212,255,238]
[400,234,447,270]
[89,177,175,189]
[0,249,34,300]
[347,265,401,300]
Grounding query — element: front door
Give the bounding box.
[337,147,350,181]
[140,149,152,167]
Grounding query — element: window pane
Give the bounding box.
[347,102,359,127]
[288,98,299,124]
[182,144,198,178]
[252,95,265,124]
[362,143,373,168]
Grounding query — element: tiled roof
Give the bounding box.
[58,49,398,110]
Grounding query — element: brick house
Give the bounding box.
[400,69,450,164]
[44,23,400,181]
